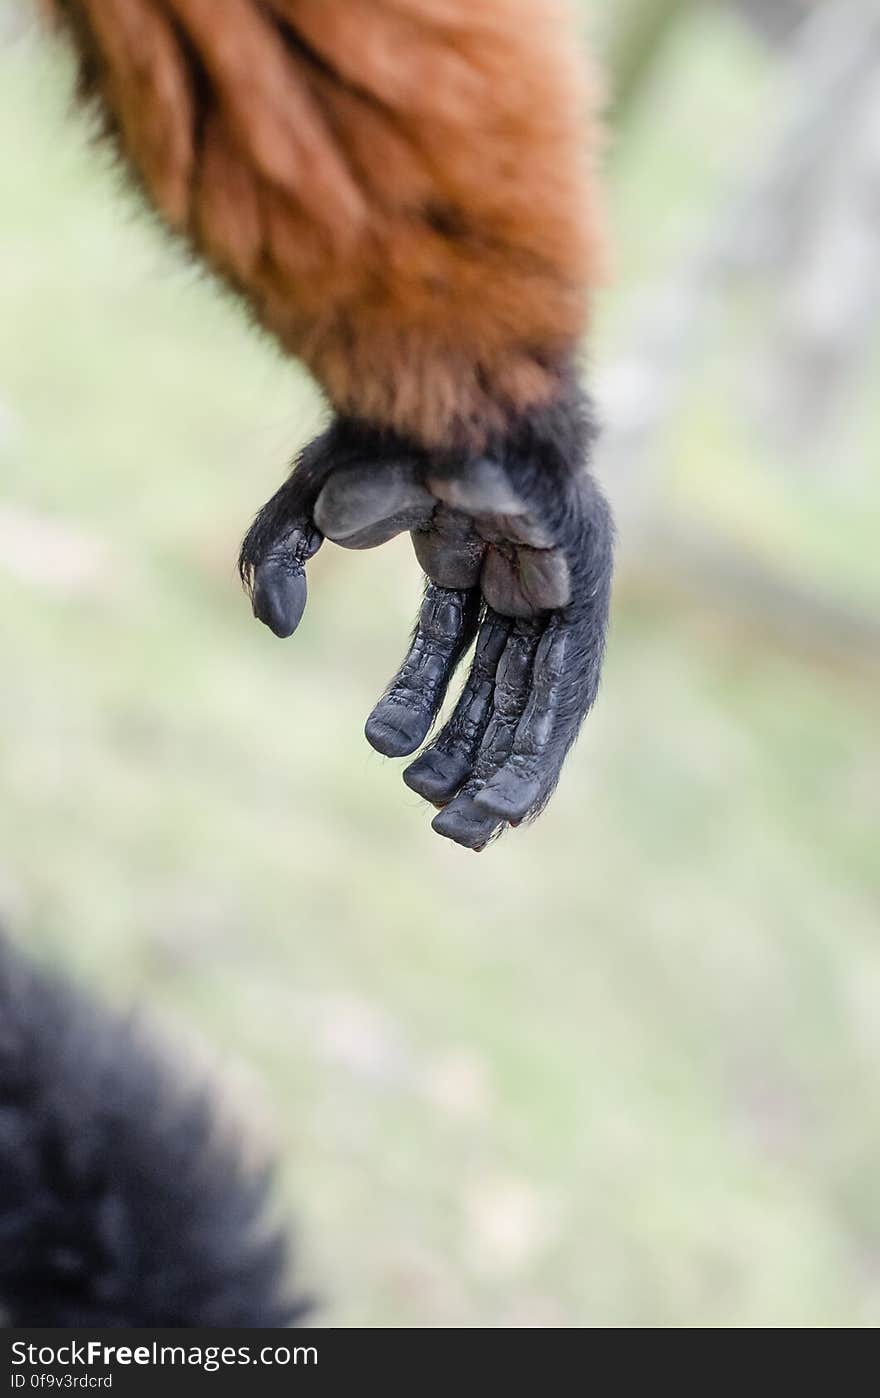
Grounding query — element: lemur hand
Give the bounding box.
[239,395,613,850]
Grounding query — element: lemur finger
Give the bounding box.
[429,796,502,852]
[473,622,572,821]
[403,609,511,804]
[314,460,435,549]
[474,479,615,823]
[249,522,323,638]
[365,584,481,758]
[431,620,542,849]
[240,425,341,637]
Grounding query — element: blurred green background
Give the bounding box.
[1,0,878,1327]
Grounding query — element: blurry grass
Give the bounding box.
[1,17,879,1328]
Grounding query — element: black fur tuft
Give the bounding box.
[0,938,307,1327]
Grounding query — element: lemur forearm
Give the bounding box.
[48,0,605,448]
[47,0,613,847]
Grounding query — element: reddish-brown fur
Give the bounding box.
[49,0,606,450]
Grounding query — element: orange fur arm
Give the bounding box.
[48,0,605,450]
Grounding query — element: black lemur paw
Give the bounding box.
[239,384,614,849]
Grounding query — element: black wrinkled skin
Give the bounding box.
[0,938,306,1327]
[240,379,614,850]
